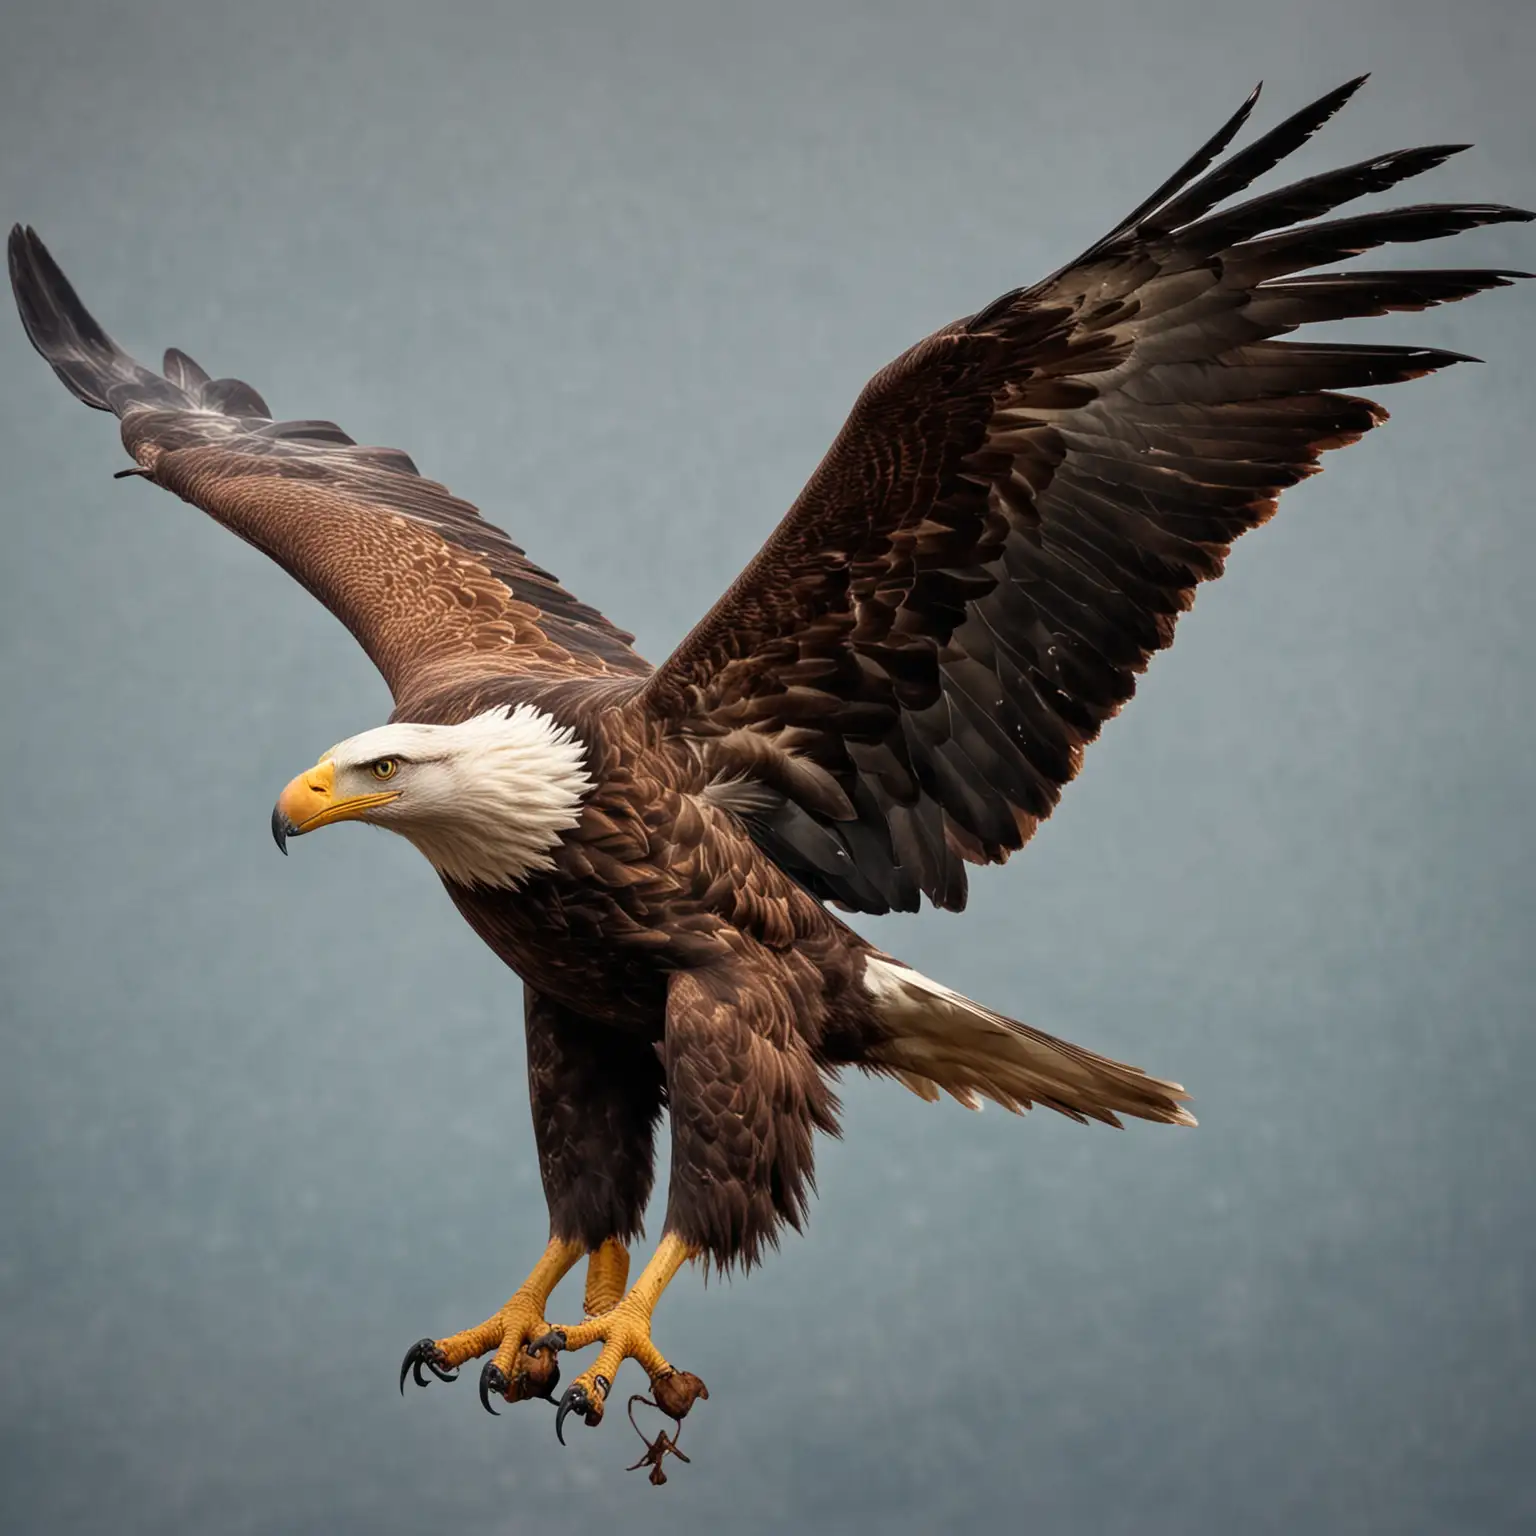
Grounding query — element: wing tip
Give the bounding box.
[8,221,38,271]
[1097,73,1380,258]
[8,226,199,423]
[1226,77,1264,120]
[1420,346,1484,369]
[1471,204,1535,225]
[1316,73,1371,120]
[10,224,145,414]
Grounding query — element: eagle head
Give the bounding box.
[270,704,593,889]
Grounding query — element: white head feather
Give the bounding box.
[325,704,593,889]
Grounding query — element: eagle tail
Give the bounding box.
[860,955,1195,1128]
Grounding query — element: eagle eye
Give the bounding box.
[369,758,399,781]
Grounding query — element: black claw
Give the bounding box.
[555,1383,590,1445]
[528,1328,567,1356]
[399,1338,455,1395]
[479,1361,508,1416]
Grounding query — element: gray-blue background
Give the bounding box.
[2,2,1532,1531]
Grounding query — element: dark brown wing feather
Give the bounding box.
[641,79,1531,914]
[9,226,649,703]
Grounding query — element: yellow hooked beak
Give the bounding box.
[270,757,400,853]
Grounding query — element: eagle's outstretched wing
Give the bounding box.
[9,226,650,706]
[641,78,1531,914]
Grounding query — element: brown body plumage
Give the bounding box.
[11,78,1529,1448]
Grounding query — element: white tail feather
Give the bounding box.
[861,955,1196,1128]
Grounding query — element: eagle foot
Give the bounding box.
[538,1232,703,1447]
[541,1309,707,1447]
[401,1238,588,1412]
[401,1301,563,1413]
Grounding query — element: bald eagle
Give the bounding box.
[11,77,1529,1466]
